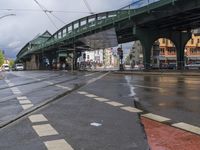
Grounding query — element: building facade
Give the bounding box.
[78,48,119,69]
[129,35,200,68]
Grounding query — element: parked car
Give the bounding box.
[185,63,200,70]
[1,64,10,71]
[15,63,24,71]
[168,63,177,69]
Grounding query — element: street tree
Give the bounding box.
[0,50,4,67]
[9,59,15,68]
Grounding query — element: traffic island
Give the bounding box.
[141,117,200,150]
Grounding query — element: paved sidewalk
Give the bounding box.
[141,117,200,150]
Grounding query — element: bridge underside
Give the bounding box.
[18,0,200,70]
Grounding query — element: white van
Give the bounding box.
[1,64,10,71]
[15,63,24,71]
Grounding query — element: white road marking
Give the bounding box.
[125,76,136,97]
[36,79,42,81]
[44,139,73,150]
[11,87,18,90]
[5,80,10,83]
[19,100,31,104]
[85,94,98,98]
[90,122,102,127]
[142,113,171,122]
[45,81,54,85]
[105,101,124,107]
[17,96,28,100]
[21,104,34,110]
[87,72,110,84]
[94,97,109,102]
[32,124,59,137]
[84,72,97,77]
[55,85,71,90]
[134,84,162,90]
[172,122,200,135]
[120,106,143,113]
[29,114,48,123]
[12,90,21,93]
[13,91,22,95]
[8,83,14,86]
[77,91,88,95]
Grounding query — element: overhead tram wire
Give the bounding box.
[33,0,69,29]
[0,8,95,14]
[33,0,58,29]
[82,0,94,15]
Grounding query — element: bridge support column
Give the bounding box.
[134,27,156,70]
[169,31,191,70]
[134,26,191,70]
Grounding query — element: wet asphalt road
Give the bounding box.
[0,70,199,150]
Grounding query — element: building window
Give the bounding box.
[162,38,165,44]
[166,39,169,45]
[191,39,194,44]
[160,48,165,55]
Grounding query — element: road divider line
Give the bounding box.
[172,122,200,135]
[120,106,143,113]
[45,81,54,85]
[142,113,171,122]
[17,96,28,100]
[8,83,14,86]
[13,91,21,93]
[19,100,32,104]
[85,94,98,98]
[55,85,71,90]
[77,91,88,95]
[105,101,124,107]
[94,97,109,102]
[29,114,48,123]
[32,124,58,137]
[44,139,73,150]
[21,104,34,110]
[87,72,110,84]
[84,72,97,77]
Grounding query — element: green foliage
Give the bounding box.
[0,50,4,67]
[125,54,131,65]
[9,59,15,68]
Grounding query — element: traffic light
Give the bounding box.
[117,48,123,59]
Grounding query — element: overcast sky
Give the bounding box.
[0,0,134,59]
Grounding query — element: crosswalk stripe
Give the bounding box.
[29,114,48,123]
[85,94,98,98]
[32,124,58,137]
[19,100,32,104]
[21,104,34,110]
[44,139,73,150]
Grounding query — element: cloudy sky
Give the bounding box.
[0,0,135,59]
